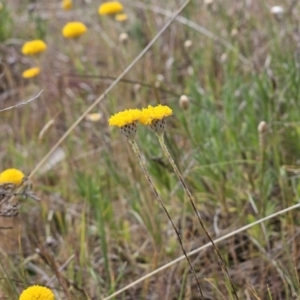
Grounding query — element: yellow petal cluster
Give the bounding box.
[139,105,172,125]
[115,13,128,22]
[19,285,55,300]
[22,67,40,79]
[0,168,25,186]
[109,109,141,127]
[98,1,123,15]
[62,22,87,38]
[86,113,102,122]
[21,40,47,56]
[62,0,72,10]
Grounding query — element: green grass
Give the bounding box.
[1,0,300,299]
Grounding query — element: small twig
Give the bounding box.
[0,61,6,81]
[0,90,44,112]
[62,73,181,97]
[46,254,75,286]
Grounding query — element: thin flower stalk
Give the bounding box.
[157,132,239,300]
[127,138,204,298]
[139,104,239,299]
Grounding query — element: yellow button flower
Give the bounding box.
[98,1,123,15]
[19,285,54,300]
[115,13,128,22]
[62,22,87,38]
[0,168,25,186]
[62,0,72,10]
[86,112,102,122]
[21,40,47,56]
[139,105,172,125]
[109,109,141,128]
[22,67,40,79]
[109,109,141,139]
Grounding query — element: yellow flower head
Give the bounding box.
[115,13,128,22]
[62,0,72,10]
[86,112,102,122]
[19,285,55,300]
[0,168,25,186]
[21,40,47,56]
[109,109,141,127]
[62,22,87,38]
[139,105,172,125]
[98,1,123,15]
[22,67,40,79]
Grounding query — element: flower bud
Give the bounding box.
[119,32,129,44]
[184,40,193,49]
[258,121,268,151]
[179,95,189,110]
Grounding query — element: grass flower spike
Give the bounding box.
[62,0,72,10]
[0,168,25,186]
[109,109,141,139]
[19,285,54,300]
[62,22,87,38]
[139,104,172,134]
[21,40,47,56]
[22,67,40,79]
[98,1,123,15]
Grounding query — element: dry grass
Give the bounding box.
[1,0,300,299]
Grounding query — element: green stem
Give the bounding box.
[157,133,239,300]
[127,138,204,298]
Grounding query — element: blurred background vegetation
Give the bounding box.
[1,0,300,299]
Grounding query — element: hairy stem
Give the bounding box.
[128,138,204,298]
[157,133,239,300]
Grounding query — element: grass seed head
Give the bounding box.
[270,6,284,16]
[179,95,189,110]
[119,32,129,44]
[258,121,268,150]
[258,121,267,134]
[184,40,193,49]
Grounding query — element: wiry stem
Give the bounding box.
[157,133,239,300]
[128,139,204,298]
